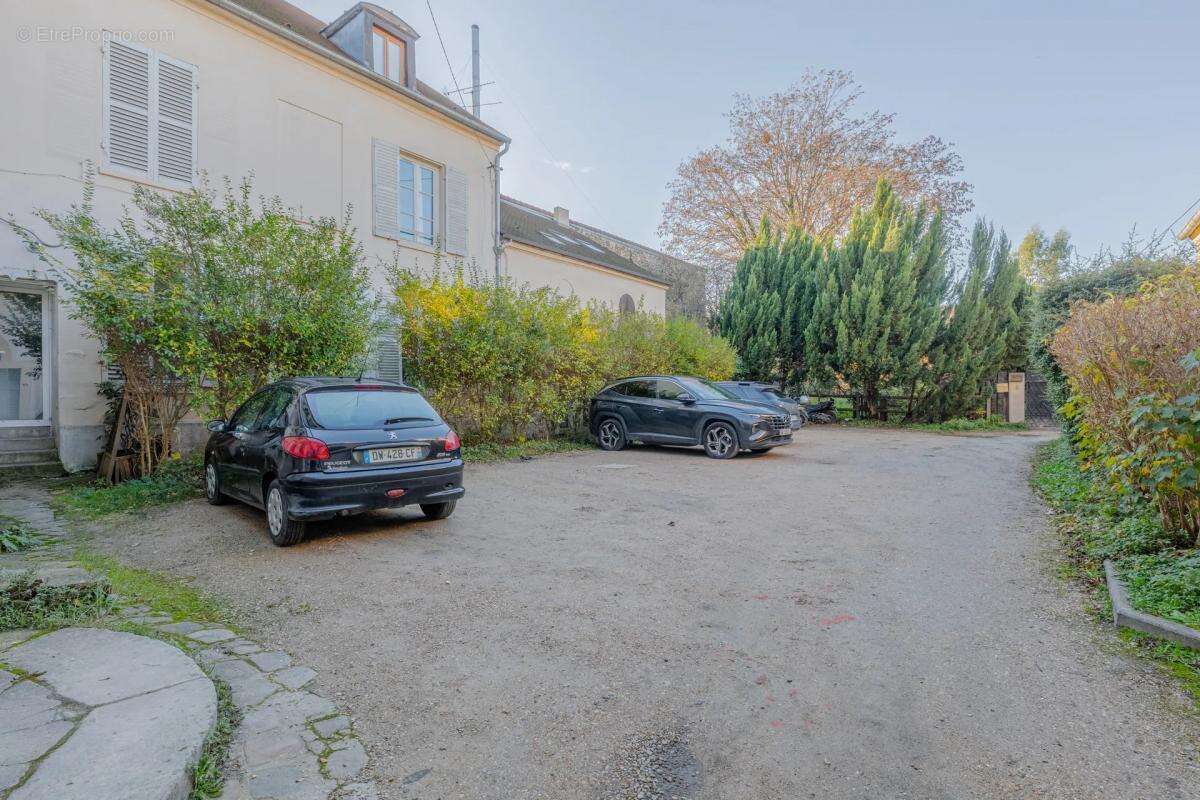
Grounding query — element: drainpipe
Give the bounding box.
[492,140,510,283]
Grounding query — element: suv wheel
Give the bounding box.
[596,418,627,451]
[265,480,306,547]
[205,461,227,505]
[703,421,738,459]
[421,501,456,520]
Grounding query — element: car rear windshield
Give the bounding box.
[304,388,439,430]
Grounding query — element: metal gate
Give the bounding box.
[1025,372,1056,426]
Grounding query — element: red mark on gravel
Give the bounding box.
[754,673,768,686]
[818,613,857,628]
[770,720,784,729]
[788,688,798,699]
[752,594,771,601]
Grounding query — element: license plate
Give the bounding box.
[363,446,425,465]
[779,427,792,436]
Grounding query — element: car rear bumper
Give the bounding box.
[282,458,465,520]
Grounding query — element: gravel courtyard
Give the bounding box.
[87,427,1200,799]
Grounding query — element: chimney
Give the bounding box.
[553,206,570,227]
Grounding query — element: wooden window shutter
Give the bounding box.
[154,56,196,185]
[372,138,400,239]
[103,39,152,175]
[375,333,402,382]
[444,167,469,256]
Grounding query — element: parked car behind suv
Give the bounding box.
[716,381,808,430]
[204,377,464,546]
[589,375,793,459]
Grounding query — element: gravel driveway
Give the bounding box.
[87,427,1200,799]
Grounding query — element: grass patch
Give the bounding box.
[0,571,116,631]
[190,672,241,799]
[0,515,50,553]
[844,416,1028,433]
[1032,436,1200,705]
[463,437,591,463]
[50,454,203,519]
[74,550,230,625]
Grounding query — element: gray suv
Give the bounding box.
[588,375,793,459]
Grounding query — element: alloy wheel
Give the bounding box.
[205,464,217,499]
[598,420,622,449]
[267,487,284,536]
[705,424,735,458]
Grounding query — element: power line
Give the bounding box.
[1165,193,1200,236]
[481,54,613,230]
[424,0,466,111]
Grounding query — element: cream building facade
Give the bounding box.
[0,0,678,471]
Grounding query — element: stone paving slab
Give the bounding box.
[11,678,216,800]
[4,627,207,706]
[0,629,217,800]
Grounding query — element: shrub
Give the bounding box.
[388,267,735,444]
[1030,257,1180,413]
[1052,269,1200,544]
[11,174,377,474]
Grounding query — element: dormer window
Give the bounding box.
[371,26,405,84]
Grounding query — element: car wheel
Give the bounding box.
[204,461,227,506]
[703,421,739,459]
[265,480,305,547]
[421,501,456,520]
[596,417,627,451]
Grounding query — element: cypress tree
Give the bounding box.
[803,180,948,419]
[917,220,1026,420]
[716,220,784,379]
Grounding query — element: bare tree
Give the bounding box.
[659,71,973,303]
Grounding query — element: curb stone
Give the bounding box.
[0,480,380,800]
[1104,559,1200,651]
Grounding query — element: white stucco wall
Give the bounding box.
[0,0,502,469]
[502,243,667,315]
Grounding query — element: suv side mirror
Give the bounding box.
[206,420,227,433]
[677,393,696,405]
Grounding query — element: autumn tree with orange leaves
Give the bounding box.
[659,70,972,303]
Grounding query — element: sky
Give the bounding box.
[294,0,1200,261]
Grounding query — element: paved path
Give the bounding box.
[0,482,378,800]
[81,428,1200,799]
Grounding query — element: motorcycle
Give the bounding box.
[799,398,837,424]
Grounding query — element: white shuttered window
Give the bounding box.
[372,139,468,255]
[103,37,196,187]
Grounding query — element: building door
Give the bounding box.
[0,287,49,425]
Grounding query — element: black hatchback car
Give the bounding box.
[589,375,793,459]
[204,377,464,546]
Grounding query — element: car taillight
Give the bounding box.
[443,429,461,452]
[282,436,330,461]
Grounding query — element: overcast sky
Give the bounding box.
[294,0,1199,260]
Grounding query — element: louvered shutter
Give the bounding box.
[444,167,468,256]
[375,333,403,382]
[154,56,196,185]
[103,39,152,175]
[372,138,400,239]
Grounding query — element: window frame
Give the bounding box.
[370,26,407,85]
[396,154,439,247]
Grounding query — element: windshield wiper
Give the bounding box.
[383,416,433,425]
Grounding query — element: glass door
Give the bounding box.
[0,288,47,424]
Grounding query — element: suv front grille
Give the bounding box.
[765,415,789,432]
